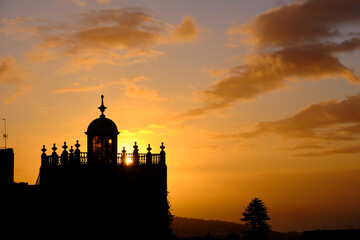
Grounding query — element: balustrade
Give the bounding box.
[41,142,165,167]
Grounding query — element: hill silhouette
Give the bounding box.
[172,216,248,238]
[172,217,301,240]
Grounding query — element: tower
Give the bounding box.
[86,95,119,165]
[38,95,171,238]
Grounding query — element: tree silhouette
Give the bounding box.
[241,198,271,239]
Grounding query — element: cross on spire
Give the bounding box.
[98,95,107,117]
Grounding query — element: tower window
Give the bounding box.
[92,136,113,155]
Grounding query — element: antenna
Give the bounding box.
[0,118,8,149]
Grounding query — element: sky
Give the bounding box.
[1,0,360,232]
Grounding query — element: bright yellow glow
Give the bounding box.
[109,139,112,144]
[125,157,132,165]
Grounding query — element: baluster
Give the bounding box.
[41,145,48,167]
[74,140,81,165]
[146,144,152,165]
[61,142,69,166]
[160,142,166,165]
[69,146,74,165]
[133,142,139,166]
[51,143,59,167]
[117,153,121,165]
[121,147,127,165]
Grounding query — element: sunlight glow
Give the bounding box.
[125,156,133,165]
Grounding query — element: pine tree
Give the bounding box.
[241,198,271,233]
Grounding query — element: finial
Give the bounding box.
[62,142,68,150]
[69,146,74,153]
[98,95,107,117]
[52,143,57,152]
[147,144,152,152]
[160,142,165,151]
[41,145,47,153]
[133,142,138,150]
[75,140,80,149]
[122,147,126,154]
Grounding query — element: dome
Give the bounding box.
[86,116,119,136]
[86,95,119,136]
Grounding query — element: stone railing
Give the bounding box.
[41,141,165,167]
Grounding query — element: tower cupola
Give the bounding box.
[86,95,119,165]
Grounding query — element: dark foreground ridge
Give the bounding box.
[173,217,360,240]
[172,217,301,240]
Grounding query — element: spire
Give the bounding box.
[98,95,107,118]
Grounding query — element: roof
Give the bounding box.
[85,95,119,136]
[86,115,119,136]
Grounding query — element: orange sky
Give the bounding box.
[1,0,360,232]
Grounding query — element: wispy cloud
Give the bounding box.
[54,84,103,93]
[0,55,32,103]
[67,0,111,7]
[0,16,39,40]
[119,76,167,101]
[215,93,360,156]
[97,0,111,4]
[70,0,87,7]
[54,75,166,101]
[238,94,360,140]
[294,144,360,157]
[279,140,325,151]
[170,15,199,43]
[1,8,200,73]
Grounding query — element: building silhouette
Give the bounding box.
[0,148,13,186]
[1,96,172,239]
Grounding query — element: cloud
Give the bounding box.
[0,8,199,73]
[30,7,170,67]
[68,0,111,7]
[206,68,229,77]
[68,8,169,51]
[177,0,360,119]
[280,140,325,151]
[5,85,32,103]
[0,55,16,82]
[239,0,360,48]
[54,84,103,93]
[55,49,164,74]
[54,75,165,101]
[0,55,31,103]
[26,47,56,62]
[239,94,360,140]
[71,0,87,7]
[0,16,39,40]
[203,39,360,104]
[213,93,360,156]
[120,76,166,101]
[172,102,231,121]
[170,15,199,43]
[294,144,360,157]
[97,0,111,5]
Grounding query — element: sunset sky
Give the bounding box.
[1,0,360,232]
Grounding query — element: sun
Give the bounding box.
[125,156,133,165]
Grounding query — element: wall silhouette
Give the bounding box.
[0,148,14,186]
[1,96,173,239]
